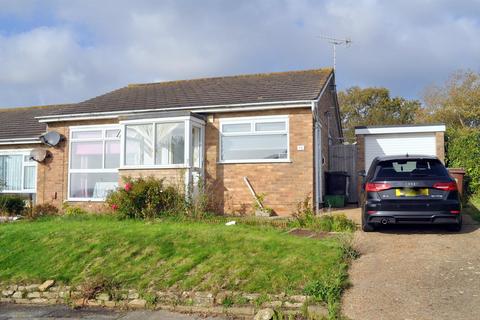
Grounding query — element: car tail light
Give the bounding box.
[365,182,392,192]
[433,182,458,191]
[367,210,377,215]
[450,210,460,214]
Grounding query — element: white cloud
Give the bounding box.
[0,0,479,107]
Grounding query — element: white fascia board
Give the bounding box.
[38,115,119,123]
[355,125,446,135]
[36,100,313,123]
[0,138,41,145]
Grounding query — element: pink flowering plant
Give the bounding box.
[106,176,186,219]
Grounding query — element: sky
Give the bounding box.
[0,0,479,108]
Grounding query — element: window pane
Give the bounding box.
[222,134,288,160]
[71,141,103,169]
[126,124,154,165]
[222,123,251,133]
[72,130,102,139]
[0,155,22,191]
[69,172,118,199]
[105,140,120,169]
[192,126,201,168]
[106,129,121,138]
[255,121,286,132]
[155,122,185,165]
[24,166,35,190]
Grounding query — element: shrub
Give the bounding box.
[63,203,89,216]
[27,203,59,219]
[446,128,480,197]
[106,176,186,219]
[291,196,356,232]
[0,195,26,216]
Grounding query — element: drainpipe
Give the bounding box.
[312,101,323,213]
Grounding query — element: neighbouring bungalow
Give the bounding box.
[0,69,343,216]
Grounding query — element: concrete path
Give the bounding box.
[341,209,480,320]
[0,304,226,320]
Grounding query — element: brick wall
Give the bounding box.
[205,108,314,216]
[435,131,445,163]
[10,108,318,216]
[119,168,185,187]
[355,134,365,200]
[37,119,118,211]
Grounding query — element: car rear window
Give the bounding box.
[374,159,449,179]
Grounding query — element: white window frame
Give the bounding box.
[120,116,205,169]
[219,115,290,164]
[0,149,37,194]
[68,124,121,201]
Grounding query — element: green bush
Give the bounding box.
[106,176,186,219]
[0,195,26,216]
[446,128,480,196]
[63,204,89,216]
[27,203,59,219]
[291,196,357,232]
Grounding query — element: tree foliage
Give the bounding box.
[339,86,422,141]
[445,128,480,196]
[422,70,480,128]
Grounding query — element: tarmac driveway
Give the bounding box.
[341,208,480,320]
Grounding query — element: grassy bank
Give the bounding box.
[0,216,349,301]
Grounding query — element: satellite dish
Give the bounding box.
[40,131,63,147]
[30,148,49,163]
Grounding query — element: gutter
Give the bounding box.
[36,100,313,123]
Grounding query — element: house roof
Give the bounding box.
[0,104,71,141]
[37,68,333,119]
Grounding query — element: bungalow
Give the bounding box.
[0,69,343,216]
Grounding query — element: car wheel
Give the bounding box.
[447,222,462,232]
[361,213,376,232]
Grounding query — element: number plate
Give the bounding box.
[395,188,429,197]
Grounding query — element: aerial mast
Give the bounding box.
[318,35,352,70]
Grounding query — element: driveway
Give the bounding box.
[0,304,225,320]
[341,208,480,320]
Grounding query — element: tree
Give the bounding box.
[422,70,480,128]
[339,86,422,141]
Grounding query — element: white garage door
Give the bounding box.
[364,132,437,171]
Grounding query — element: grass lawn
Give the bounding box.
[0,215,349,300]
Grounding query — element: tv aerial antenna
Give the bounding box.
[318,35,352,70]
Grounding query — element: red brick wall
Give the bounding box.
[37,119,118,211]
[15,108,319,216]
[205,108,314,216]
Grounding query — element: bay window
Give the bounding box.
[0,152,36,193]
[69,126,120,200]
[124,121,185,166]
[220,116,289,162]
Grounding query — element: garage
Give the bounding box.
[355,124,446,172]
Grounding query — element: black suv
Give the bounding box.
[360,155,462,232]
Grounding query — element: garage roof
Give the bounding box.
[355,124,446,135]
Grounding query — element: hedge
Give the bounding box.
[445,128,480,196]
